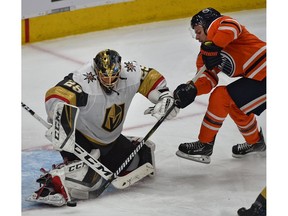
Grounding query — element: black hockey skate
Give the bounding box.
[237,202,266,216]
[232,128,266,158]
[176,140,214,164]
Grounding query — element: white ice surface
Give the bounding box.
[21,9,267,216]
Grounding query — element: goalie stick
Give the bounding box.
[22,102,152,190]
[94,65,207,197]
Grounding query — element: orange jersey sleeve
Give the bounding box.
[194,56,219,95]
[208,16,266,81]
[194,15,266,96]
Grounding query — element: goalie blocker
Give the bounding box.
[27,103,156,206]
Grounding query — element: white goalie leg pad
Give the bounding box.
[47,149,103,200]
[126,136,155,171]
[46,102,79,153]
[62,149,103,199]
[112,162,154,189]
[49,165,71,200]
[111,137,156,189]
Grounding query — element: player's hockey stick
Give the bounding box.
[94,65,207,197]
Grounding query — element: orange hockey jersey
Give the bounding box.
[195,15,266,95]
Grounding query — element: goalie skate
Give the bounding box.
[26,187,66,207]
[176,150,211,164]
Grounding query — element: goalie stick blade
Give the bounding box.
[111,162,154,189]
[176,150,211,164]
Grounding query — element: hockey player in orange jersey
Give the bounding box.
[173,8,266,164]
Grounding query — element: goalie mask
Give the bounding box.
[191,8,221,33]
[93,49,122,94]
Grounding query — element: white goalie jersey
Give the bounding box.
[45,60,168,145]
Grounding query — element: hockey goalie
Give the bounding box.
[26,49,179,206]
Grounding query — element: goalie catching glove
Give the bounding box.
[144,91,179,120]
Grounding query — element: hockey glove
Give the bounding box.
[144,91,179,120]
[200,41,222,70]
[174,81,197,109]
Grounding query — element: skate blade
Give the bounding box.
[232,150,266,159]
[176,150,211,164]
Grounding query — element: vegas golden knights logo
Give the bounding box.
[102,104,125,132]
